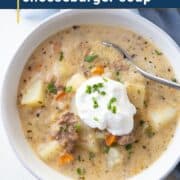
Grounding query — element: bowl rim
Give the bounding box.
[1,9,180,180]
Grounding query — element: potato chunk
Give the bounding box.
[126,83,146,109]
[79,133,99,153]
[79,124,99,153]
[21,80,45,107]
[59,62,70,78]
[148,105,177,130]
[66,73,86,91]
[85,133,99,153]
[58,61,75,80]
[107,147,123,168]
[37,140,63,161]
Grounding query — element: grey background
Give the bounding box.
[139,9,180,46]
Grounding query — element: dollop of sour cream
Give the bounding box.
[75,76,136,136]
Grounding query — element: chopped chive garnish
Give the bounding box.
[155,49,163,55]
[144,100,148,108]
[125,144,133,159]
[103,77,108,82]
[110,97,117,103]
[65,86,73,93]
[145,126,155,138]
[171,78,177,83]
[112,106,117,114]
[100,91,106,96]
[125,144,132,151]
[74,123,81,132]
[47,82,57,94]
[97,83,104,88]
[108,97,117,109]
[86,85,92,94]
[77,168,81,175]
[88,152,95,160]
[107,97,117,113]
[92,97,99,108]
[59,51,64,61]
[115,71,121,82]
[85,82,105,96]
[93,117,99,121]
[76,168,86,176]
[103,146,110,154]
[92,83,104,92]
[84,54,98,62]
[77,155,81,162]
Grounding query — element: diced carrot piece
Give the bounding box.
[91,66,104,75]
[55,91,66,101]
[59,153,74,165]
[105,134,117,146]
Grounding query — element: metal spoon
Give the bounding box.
[102,41,180,89]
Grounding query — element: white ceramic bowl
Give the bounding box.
[1,10,180,180]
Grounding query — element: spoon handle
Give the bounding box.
[136,66,180,89]
[102,41,180,90]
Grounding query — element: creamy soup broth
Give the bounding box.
[17,25,180,180]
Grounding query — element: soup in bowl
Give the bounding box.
[1,10,180,180]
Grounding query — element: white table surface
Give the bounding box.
[0,10,40,180]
